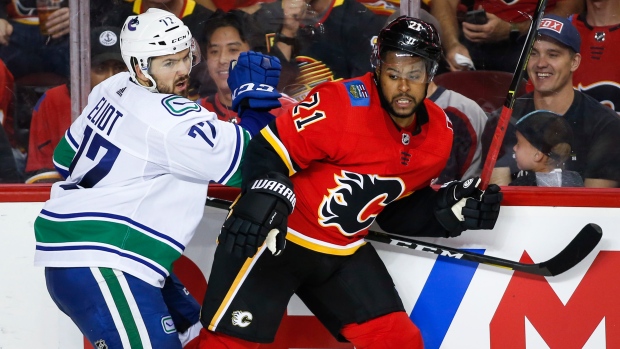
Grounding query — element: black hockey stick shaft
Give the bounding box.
[366,223,601,276]
[205,197,601,276]
[479,0,549,189]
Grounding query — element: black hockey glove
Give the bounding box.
[434,177,503,237]
[218,172,295,258]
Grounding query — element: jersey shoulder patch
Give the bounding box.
[342,80,370,107]
[161,95,202,116]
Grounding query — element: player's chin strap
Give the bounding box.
[130,74,159,93]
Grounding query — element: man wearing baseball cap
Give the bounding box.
[485,14,620,188]
[24,26,127,181]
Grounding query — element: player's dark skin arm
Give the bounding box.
[376,187,455,239]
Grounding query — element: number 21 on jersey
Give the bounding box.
[292,92,327,131]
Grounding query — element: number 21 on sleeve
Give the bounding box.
[292,92,327,131]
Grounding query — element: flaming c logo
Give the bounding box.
[319,171,404,236]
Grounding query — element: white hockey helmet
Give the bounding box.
[120,8,200,92]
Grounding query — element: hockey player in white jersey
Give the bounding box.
[33,8,283,349]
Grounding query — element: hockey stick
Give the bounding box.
[204,196,601,276]
[479,0,549,189]
[365,224,601,276]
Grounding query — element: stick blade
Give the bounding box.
[537,223,602,276]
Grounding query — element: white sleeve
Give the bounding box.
[164,117,251,184]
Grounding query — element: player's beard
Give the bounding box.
[377,81,427,120]
[156,75,190,98]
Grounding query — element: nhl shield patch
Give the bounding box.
[344,81,370,107]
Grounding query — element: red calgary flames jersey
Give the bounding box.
[474,0,558,23]
[261,72,453,255]
[571,14,620,114]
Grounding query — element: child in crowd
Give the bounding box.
[510,110,584,187]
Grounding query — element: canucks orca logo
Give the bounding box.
[577,82,620,114]
[127,17,139,31]
[319,171,404,236]
[161,95,201,116]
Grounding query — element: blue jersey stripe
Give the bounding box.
[36,244,169,279]
[217,125,242,183]
[66,128,79,149]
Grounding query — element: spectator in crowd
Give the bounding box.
[0,57,12,142]
[0,119,20,182]
[0,0,70,79]
[201,0,277,12]
[429,79,487,183]
[106,0,215,98]
[254,0,387,101]
[431,0,584,72]
[199,10,296,123]
[357,0,433,16]
[484,14,620,188]
[110,0,213,45]
[571,0,620,114]
[357,0,401,16]
[24,26,127,183]
[509,110,584,187]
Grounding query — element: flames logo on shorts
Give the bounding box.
[319,171,404,236]
[231,310,253,328]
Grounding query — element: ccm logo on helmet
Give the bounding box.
[172,35,187,43]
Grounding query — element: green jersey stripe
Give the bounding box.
[35,217,181,273]
[100,268,144,349]
[53,135,77,170]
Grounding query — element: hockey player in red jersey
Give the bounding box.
[196,16,503,348]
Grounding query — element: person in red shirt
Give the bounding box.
[0,58,12,141]
[571,0,620,114]
[24,26,126,182]
[198,10,296,123]
[431,0,584,72]
[195,16,502,349]
[207,0,276,12]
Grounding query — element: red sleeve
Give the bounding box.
[0,59,14,146]
[274,82,350,170]
[25,86,71,173]
[476,0,558,22]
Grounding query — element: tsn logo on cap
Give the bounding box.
[539,18,563,33]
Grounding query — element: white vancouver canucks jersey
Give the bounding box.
[34,72,250,287]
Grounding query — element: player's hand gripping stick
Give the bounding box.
[434,177,503,237]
